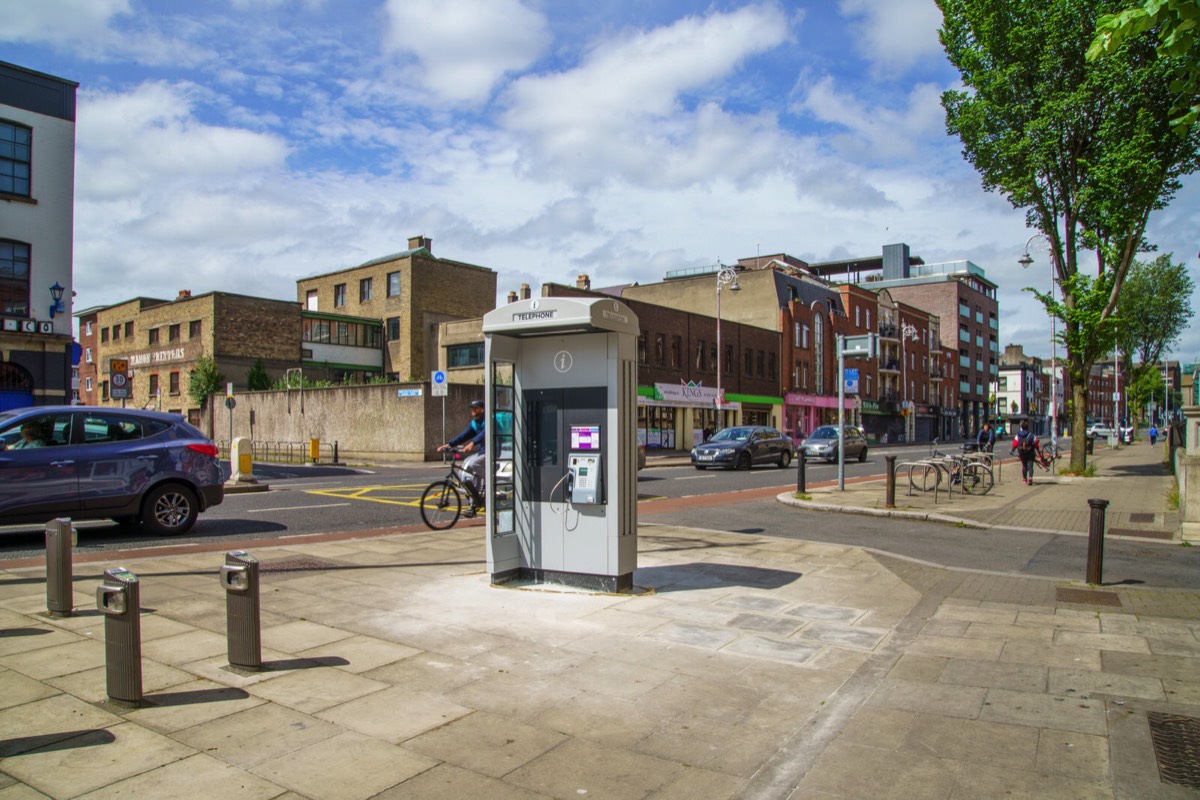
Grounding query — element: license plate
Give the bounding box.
[698,453,715,461]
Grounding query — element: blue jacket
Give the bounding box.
[448,416,485,453]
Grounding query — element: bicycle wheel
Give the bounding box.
[961,463,994,495]
[420,481,462,530]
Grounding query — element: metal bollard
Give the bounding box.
[220,550,261,671]
[796,450,806,493]
[333,440,339,465]
[885,455,896,508]
[45,518,75,617]
[1086,498,1109,585]
[96,567,142,707]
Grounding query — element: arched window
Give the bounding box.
[0,362,33,391]
[0,240,31,317]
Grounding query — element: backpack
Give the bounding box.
[1016,430,1036,453]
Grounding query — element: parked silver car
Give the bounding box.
[800,424,868,463]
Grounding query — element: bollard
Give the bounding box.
[333,440,339,465]
[45,518,75,617]
[96,567,142,707]
[1086,498,1109,585]
[220,550,262,671]
[796,450,806,493]
[885,455,897,508]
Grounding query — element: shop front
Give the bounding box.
[785,392,856,445]
[640,382,782,449]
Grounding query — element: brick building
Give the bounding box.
[0,62,77,409]
[297,236,496,383]
[76,291,304,421]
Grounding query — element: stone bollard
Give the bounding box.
[885,455,897,508]
[1086,498,1109,585]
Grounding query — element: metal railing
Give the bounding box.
[216,439,340,464]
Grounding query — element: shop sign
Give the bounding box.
[654,381,717,408]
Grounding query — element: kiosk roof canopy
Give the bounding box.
[483,297,639,337]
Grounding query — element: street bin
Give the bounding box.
[309,438,320,462]
[219,550,262,671]
[96,567,142,706]
[1086,437,1094,455]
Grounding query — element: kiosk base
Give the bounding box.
[492,567,633,594]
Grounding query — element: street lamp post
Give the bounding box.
[900,321,918,442]
[1019,234,1058,454]
[714,262,740,429]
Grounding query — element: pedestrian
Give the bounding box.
[1011,420,1039,486]
[437,399,486,516]
[1149,424,1158,446]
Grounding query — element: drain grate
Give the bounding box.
[1109,528,1174,540]
[1129,512,1156,523]
[1148,712,1200,789]
[259,556,341,574]
[1056,587,1122,607]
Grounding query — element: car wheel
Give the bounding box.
[858,447,868,462]
[736,452,752,471]
[139,483,199,536]
[778,451,791,469]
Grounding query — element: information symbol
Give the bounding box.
[554,351,573,373]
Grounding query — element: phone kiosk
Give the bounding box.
[482,297,639,592]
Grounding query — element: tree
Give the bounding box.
[188,354,225,409]
[246,358,272,391]
[1088,0,1200,136]
[1114,253,1196,366]
[938,0,1200,470]
[1126,361,1165,421]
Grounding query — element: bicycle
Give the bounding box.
[928,442,994,495]
[419,447,485,530]
[1035,440,1060,472]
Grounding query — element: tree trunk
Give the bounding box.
[1070,372,1090,472]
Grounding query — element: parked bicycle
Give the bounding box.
[419,447,485,530]
[928,441,995,495]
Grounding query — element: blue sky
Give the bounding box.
[4,0,1197,362]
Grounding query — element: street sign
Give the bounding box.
[431,370,448,397]
[225,397,236,410]
[397,388,423,397]
[110,358,128,374]
[843,368,859,394]
[109,358,130,399]
[841,333,878,358]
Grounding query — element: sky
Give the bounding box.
[3,0,1198,364]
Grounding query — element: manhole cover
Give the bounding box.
[259,557,340,574]
[1148,712,1200,789]
[1110,528,1174,540]
[1129,513,1156,523]
[1056,587,1122,607]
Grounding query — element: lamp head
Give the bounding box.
[1017,253,1033,269]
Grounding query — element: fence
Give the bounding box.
[216,439,340,465]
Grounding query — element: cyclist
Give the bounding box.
[976,422,996,453]
[437,399,486,516]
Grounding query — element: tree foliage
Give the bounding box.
[246,358,272,391]
[1089,0,1200,135]
[937,0,1200,469]
[1114,252,1196,366]
[188,354,225,409]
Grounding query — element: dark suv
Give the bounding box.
[0,406,224,535]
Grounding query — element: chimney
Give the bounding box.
[576,274,591,290]
[506,290,518,304]
[407,235,432,252]
[176,290,192,301]
[520,283,531,300]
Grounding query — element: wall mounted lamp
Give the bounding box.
[48,282,66,319]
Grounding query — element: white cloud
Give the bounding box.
[838,0,944,76]
[383,0,550,105]
[500,3,792,187]
[797,75,948,162]
[0,0,131,43]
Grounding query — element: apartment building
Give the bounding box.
[0,61,77,409]
[297,236,496,383]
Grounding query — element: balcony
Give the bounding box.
[878,322,898,340]
[930,366,944,380]
[878,359,900,373]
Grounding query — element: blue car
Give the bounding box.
[0,406,224,535]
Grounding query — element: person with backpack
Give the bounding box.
[1149,424,1158,446]
[1010,420,1039,485]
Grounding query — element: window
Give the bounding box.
[148,374,159,397]
[866,310,871,331]
[814,315,824,391]
[387,271,400,297]
[101,381,108,400]
[448,343,484,367]
[744,348,753,376]
[360,277,373,303]
[801,324,810,349]
[855,307,860,327]
[793,322,801,347]
[112,324,121,341]
[334,283,346,307]
[757,350,765,378]
[802,363,809,390]
[306,289,318,311]
[724,343,733,375]
[0,239,30,317]
[148,328,159,345]
[100,327,109,343]
[168,324,180,342]
[189,320,202,338]
[168,371,180,395]
[85,321,93,335]
[695,339,706,371]
[655,334,665,366]
[85,376,92,391]
[124,321,133,338]
[768,352,776,380]
[0,122,32,196]
[670,335,682,368]
[637,333,647,364]
[386,316,400,341]
[866,375,872,397]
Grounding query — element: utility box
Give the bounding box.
[482,297,639,592]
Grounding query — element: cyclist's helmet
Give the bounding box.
[470,400,485,409]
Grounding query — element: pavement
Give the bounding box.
[1,440,1198,799]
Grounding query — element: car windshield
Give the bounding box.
[810,426,839,439]
[710,427,753,442]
